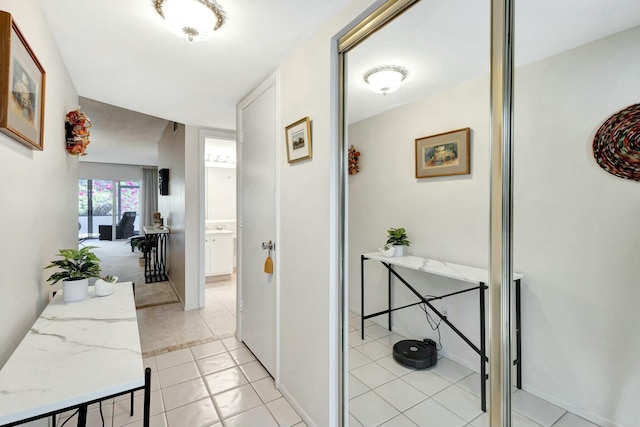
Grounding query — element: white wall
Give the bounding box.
[157,122,187,305]
[183,125,201,310]
[275,1,378,425]
[205,167,236,221]
[348,26,640,427]
[78,161,142,182]
[0,1,78,366]
[512,26,640,427]
[348,76,490,370]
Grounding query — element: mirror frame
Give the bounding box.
[335,0,516,425]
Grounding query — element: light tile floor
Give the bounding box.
[52,280,600,427]
[136,278,238,356]
[57,277,306,427]
[347,311,602,427]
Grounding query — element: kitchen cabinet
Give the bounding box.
[205,230,234,276]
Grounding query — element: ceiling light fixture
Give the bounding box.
[363,65,408,95]
[154,0,224,42]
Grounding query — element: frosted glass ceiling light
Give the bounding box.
[154,0,224,42]
[363,65,408,95]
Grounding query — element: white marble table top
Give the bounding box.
[362,252,524,285]
[143,225,170,234]
[0,283,143,425]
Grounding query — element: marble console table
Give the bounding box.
[360,253,524,412]
[143,226,170,283]
[0,283,150,427]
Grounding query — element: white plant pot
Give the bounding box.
[62,278,89,302]
[379,246,395,258]
[393,245,405,257]
[94,276,118,297]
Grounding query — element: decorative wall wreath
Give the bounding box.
[592,103,640,181]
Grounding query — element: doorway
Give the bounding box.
[78,178,141,240]
[236,73,280,378]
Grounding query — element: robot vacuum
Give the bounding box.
[393,339,438,369]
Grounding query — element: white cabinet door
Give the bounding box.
[211,235,234,275]
[204,237,212,276]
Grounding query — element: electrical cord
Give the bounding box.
[58,401,105,427]
[420,294,443,350]
[59,410,78,427]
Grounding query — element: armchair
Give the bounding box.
[99,211,136,240]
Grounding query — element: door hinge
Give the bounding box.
[239,300,243,312]
[238,132,243,143]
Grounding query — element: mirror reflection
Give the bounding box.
[343,1,639,426]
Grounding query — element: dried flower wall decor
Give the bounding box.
[348,145,360,175]
[65,107,92,155]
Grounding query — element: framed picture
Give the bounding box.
[0,12,46,150]
[285,117,312,163]
[415,128,470,178]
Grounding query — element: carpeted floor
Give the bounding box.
[86,239,180,308]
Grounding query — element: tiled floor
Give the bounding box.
[57,277,306,427]
[347,311,601,427]
[51,278,600,427]
[137,277,238,356]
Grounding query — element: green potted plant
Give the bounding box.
[45,246,101,302]
[128,238,152,267]
[386,227,410,257]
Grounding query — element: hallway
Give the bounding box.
[137,278,237,357]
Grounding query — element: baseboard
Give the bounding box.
[205,274,233,283]
[277,382,318,427]
[523,384,622,427]
[166,278,188,310]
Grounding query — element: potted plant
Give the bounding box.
[386,227,410,257]
[45,246,101,302]
[129,237,152,267]
[95,275,118,297]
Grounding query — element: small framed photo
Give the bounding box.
[415,128,470,178]
[285,117,312,163]
[0,12,46,151]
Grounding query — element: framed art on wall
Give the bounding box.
[0,12,46,151]
[285,116,312,163]
[415,127,470,178]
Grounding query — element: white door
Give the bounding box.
[237,75,278,376]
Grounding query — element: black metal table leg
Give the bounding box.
[516,278,522,389]
[361,255,365,340]
[480,281,487,412]
[143,367,151,427]
[76,404,87,427]
[130,391,134,416]
[388,267,392,331]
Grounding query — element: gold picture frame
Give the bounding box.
[415,128,470,178]
[0,12,46,150]
[285,117,312,163]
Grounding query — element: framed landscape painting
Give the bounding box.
[415,128,470,178]
[0,12,46,150]
[285,117,312,163]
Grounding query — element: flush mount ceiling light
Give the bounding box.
[154,0,224,42]
[363,65,408,95]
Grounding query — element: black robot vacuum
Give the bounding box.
[393,339,438,369]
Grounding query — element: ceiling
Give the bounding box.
[38,0,352,130]
[347,0,640,124]
[77,97,168,166]
[38,0,640,165]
